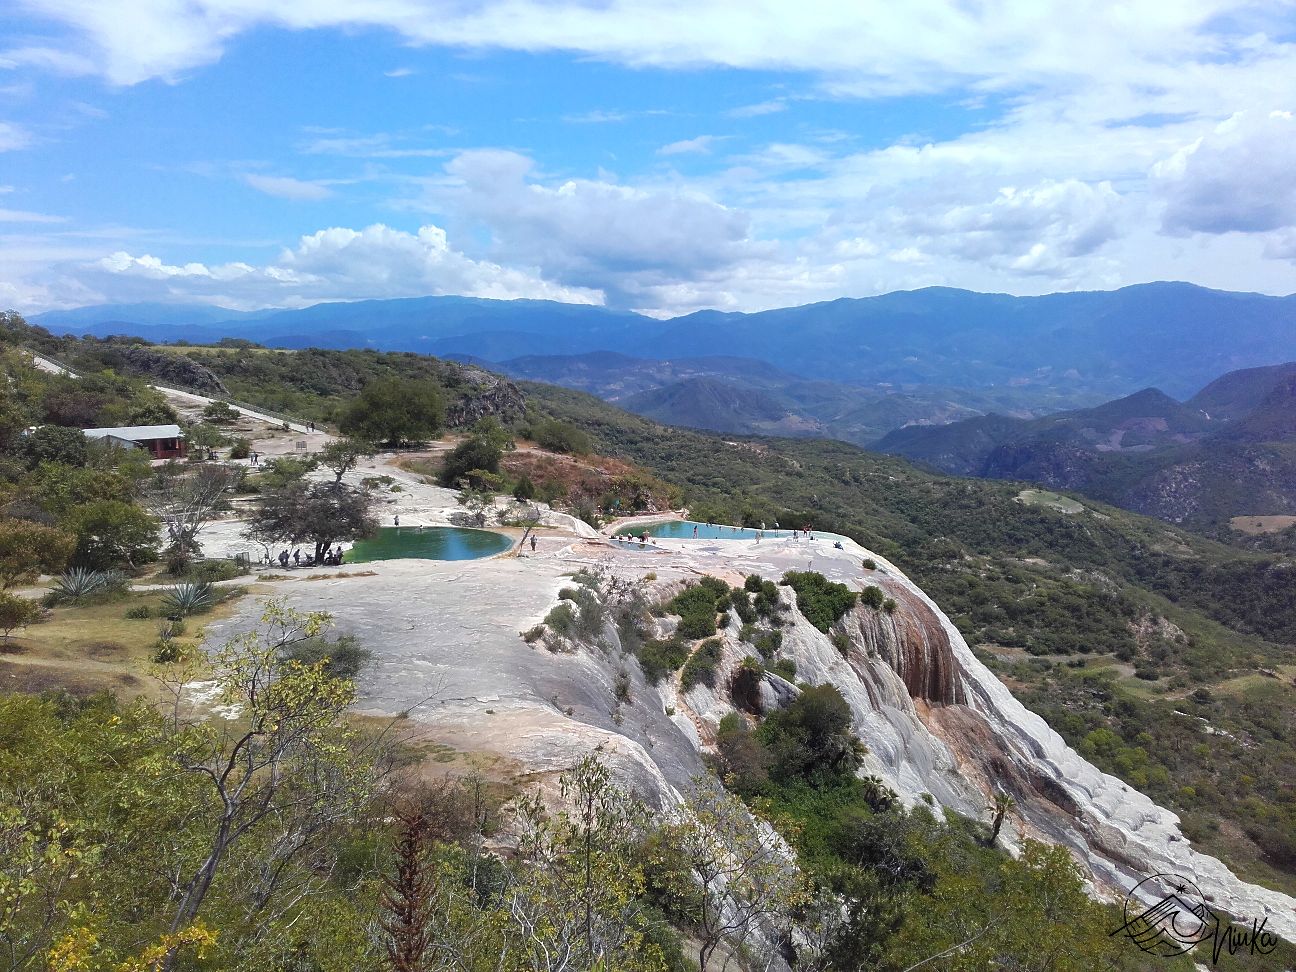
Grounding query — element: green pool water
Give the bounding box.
[614,520,789,541]
[346,526,512,563]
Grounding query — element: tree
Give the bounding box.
[319,437,376,485]
[0,519,75,588]
[0,591,43,642]
[201,400,240,424]
[987,789,1017,846]
[184,422,228,455]
[654,781,804,971]
[63,499,160,570]
[24,425,87,468]
[339,378,444,446]
[440,440,500,489]
[246,480,378,563]
[145,464,234,556]
[155,601,386,969]
[513,474,536,500]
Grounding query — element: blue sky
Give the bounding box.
[1,1,1294,316]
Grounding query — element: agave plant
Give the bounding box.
[98,569,130,594]
[161,581,218,617]
[52,568,107,602]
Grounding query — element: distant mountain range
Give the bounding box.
[31,282,1296,407]
[875,362,1296,526]
[459,350,1037,444]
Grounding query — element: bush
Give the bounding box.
[860,586,885,610]
[151,637,186,663]
[614,669,632,704]
[124,604,153,620]
[753,630,783,659]
[862,558,877,570]
[512,475,536,501]
[770,658,797,682]
[0,592,44,642]
[544,603,576,638]
[281,634,373,679]
[530,419,592,455]
[229,436,252,460]
[637,637,690,683]
[680,638,723,691]
[669,577,731,640]
[185,559,247,583]
[521,624,546,643]
[781,571,858,632]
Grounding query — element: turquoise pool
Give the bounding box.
[614,520,789,541]
[346,527,512,562]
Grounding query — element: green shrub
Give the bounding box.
[862,558,877,570]
[124,604,153,620]
[530,419,592,455]
[281,633,373,679]
[151,638,186,663]
[831,632,850,655]
[521,624,546,643]
[860,586,885,610]
[781,571,858,632]
[770,658,797,682]
[680,639,723,691]
[187,559,246,583]
[753,630,783,659]
[544,603,576,637]
[637,637,690,683]
[669,577,731,640]
[512,475,536,500]
[228,436,252,459]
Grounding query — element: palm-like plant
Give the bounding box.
[988,789,1017,845]
[162,581,218,617]
[53,568,107,601]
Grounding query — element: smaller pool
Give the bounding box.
[615,520,789,541]
[346,526,512,563]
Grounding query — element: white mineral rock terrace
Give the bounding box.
[207,487,1296,940]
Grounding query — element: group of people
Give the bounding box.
[268,545,347,568]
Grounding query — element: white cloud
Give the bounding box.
[384,67,415,77]
[71,222,602,309]
[0,207,67,223]
[0,122,32,152]
[1154,110,1296,235]
[658,135,722,156]
[435,148,766,304]
[728,99,787,118]
[243,173,334,201]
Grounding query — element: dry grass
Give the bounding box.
[1228,514,1296,535]
[0,588,250,700]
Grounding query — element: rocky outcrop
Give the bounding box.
[443,365,526,428]
[116,345,230,395]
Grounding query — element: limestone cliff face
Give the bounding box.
[650,541,1296,941]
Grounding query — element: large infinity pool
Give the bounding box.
[346,526,512,563]
[614,520,789,541]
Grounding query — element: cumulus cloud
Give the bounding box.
[889,180,1124,272]
[73,223,602,309]
[437,149,766,303]
[1154,111,1296,235]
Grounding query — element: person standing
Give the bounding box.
[530,535,538,553]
